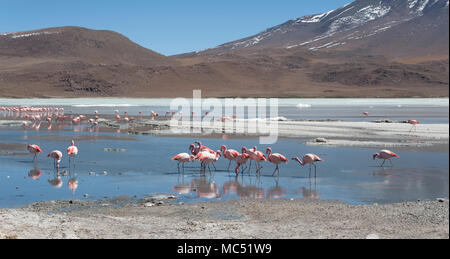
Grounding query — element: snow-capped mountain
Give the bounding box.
[193,0,448,59]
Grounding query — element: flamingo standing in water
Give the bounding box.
[408,120,420,133]
[196,150,221,172]
[172,153,195,171]
[220,145,240,171]
[67,140,78,169]
[242,146,266,174]
[292,154,324,178]
[27,144,42,161]
[48,150,63,170]
[266,147,289,176]
[373,150,399,167]
[234,153,250,175]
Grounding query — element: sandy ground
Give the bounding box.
[0,198,448,239]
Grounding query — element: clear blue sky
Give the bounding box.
[1,0,351,56]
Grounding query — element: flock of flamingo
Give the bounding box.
[0,106,420,178]
[172,140,400,177]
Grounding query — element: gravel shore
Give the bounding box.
[0,198,448,239]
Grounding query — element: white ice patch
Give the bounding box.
[416,0,430,12]
[408,0,419,8]
[9,31,61,39]
[326,4,391,36]
[299,9,335,23]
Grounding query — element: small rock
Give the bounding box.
[314,138,328,143]
[103,171,108,175]
[83,194,89,198]
[437,198,446,202]
[157,201,164,205]
[89,172,95,176]
[144,202,155,207]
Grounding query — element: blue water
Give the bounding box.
[0,124,448,208]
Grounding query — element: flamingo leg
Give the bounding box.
[256,162,263,174]
[381,159,386,167]
[272,164,279,176]
[388,159,394,167]
[227,160,231,171]
[314,163,317,178]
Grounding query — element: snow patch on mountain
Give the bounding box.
[326,4,391,36]
[298,9,336,23]
[2,31,61,39]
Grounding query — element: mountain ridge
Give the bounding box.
[0,0,448,98]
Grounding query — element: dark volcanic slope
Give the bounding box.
[186,0,449,62]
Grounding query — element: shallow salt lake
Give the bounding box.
[0,98,448,123]
[0,125,448,208]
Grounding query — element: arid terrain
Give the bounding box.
[0,198,448,239]
[0,0,448,98]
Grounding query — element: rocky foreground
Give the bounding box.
[0,198,448,239]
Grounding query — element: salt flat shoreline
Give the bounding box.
[99,118,449,149]
[0,198,448,239]
[1,117,448,149]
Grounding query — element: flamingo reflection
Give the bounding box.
[267,177,287,199]
[28,168,42,180]
[48,170,63,188]
[192,177,220,199]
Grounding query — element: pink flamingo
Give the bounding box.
[48,150,63,170]
[27,144,42,161]
[195,141,216,154]
[220,145,240,171]
[373,150,399,167]
[234,153,251,175]
[408,120,420,133]
[266,147,289,176]
[196,150,221,172]
[189,144,200,156]
[172,153,195,171]
[67,140,78,169]
[242,146,266,174]
[292,154,324,178]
